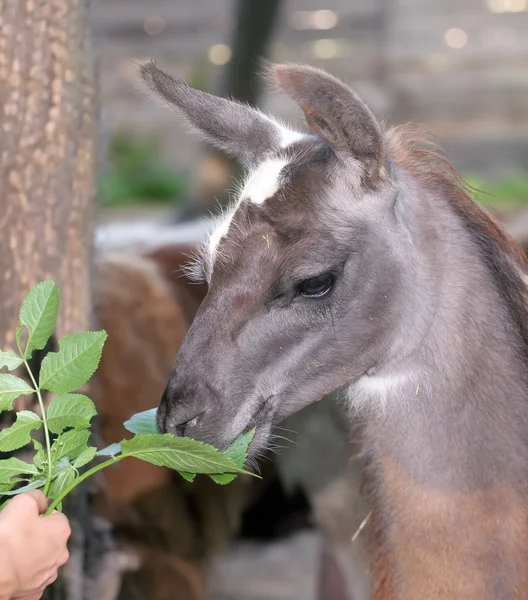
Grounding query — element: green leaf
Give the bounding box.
[15,327,23,349]
[53,429,91,461]
[1,478,46,496]
[96,442,122,457]
[20,280,60,359]
[209,473,235,484]
[0,374,34,412]
[32,438,47,471]
[123,407,159,435]
[210,429,255,485]
[39,331,107,393]
[180,472,196,483]
[0,350,22,371]
[0,457,39,483]
[0,411,42,452]
[223,429,255,465]
[0,481,15,495]
[48,462,77,508]
[120,434,252,476]
[73,447,97,469]
[52,456,71,473]
[47,394,97,434]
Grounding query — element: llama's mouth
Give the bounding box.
[246,423,274,459]
[238,395,277,459]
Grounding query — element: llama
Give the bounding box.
[140,61,528,598]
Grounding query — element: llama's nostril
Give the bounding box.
[172,413,202,437]
[159,381,206,436]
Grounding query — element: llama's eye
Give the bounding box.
[297,273,335,298]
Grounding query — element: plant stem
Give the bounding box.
[45,455,124,514]
[19,349,54,497]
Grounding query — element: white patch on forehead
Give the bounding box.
[204,118,305,276]
[205,157,287,271]
[242,157,289,205]
[279,127,306,148]
[204,157,288,276]
[208,214,233,258]
[260,113,305,149]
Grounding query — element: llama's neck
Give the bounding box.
[365,289,528,487]
[357,180,528,484]
[360,182,528,599]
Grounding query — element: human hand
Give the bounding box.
[0,490,71,600]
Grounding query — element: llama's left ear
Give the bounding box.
[139,61,292,167]
[273,64,384,181]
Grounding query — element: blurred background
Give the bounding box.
[92,0,528,229]
[1,1,527,600]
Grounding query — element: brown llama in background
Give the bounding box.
[90,245,258,600]
[88,238,369,600]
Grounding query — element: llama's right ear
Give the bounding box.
[273,64,384,182]
[138,61,294,167]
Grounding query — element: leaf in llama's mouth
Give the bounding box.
[123,407,160,435]
[122,406,257,483]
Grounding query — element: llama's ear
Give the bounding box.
[273,64,384,181]
[139,61,290,167]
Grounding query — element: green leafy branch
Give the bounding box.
[0,281,256,514]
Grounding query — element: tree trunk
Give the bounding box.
[0,1,96,598]
[219,0,283,107]
[0,0,95,343]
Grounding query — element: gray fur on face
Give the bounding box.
[143,62,528,483]
[142,61,396,449]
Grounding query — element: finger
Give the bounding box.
[41,512,72,542]
[4,490,48,516]
[24,490,49,514]
[56,549,70,567]
[43,571,58,587]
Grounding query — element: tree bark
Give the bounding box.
[0,0,95,344]
[0,1,96,598]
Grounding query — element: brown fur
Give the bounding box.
[386,124,528,270]
[91,247,255,600]
[120,550,207,600]
[144,245,208,323]
[371,455,528,600]
[93,253,192,510]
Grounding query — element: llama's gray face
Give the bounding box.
[143,62,404,453]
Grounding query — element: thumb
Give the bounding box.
[4,490,48,517]
[22,490,49,515]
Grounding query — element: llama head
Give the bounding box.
[140,62,409,454]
